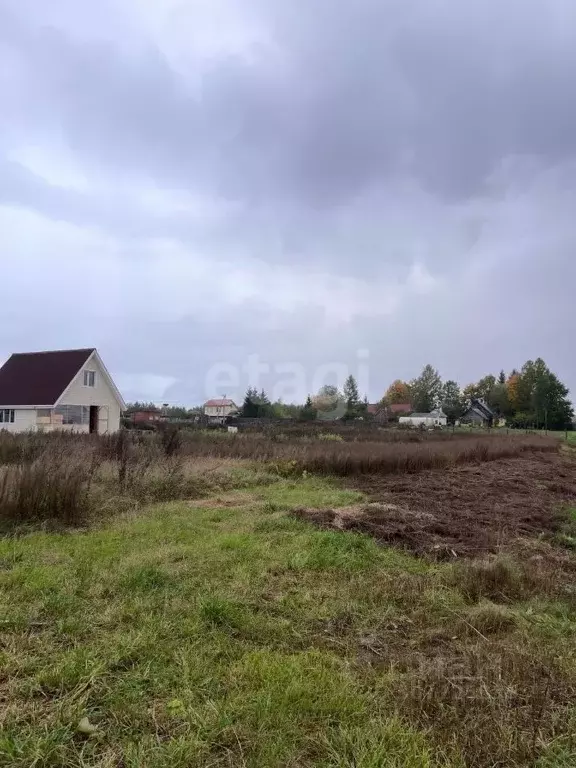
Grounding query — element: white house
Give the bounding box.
[0,348,125,434]
[399,409,447,429]
[204,398,238,423]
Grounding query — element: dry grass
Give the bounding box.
[385,641,576,767]
[0,454,98,528]
[0,430,559,531]
[0,432,278,530]
[174,430,558,476]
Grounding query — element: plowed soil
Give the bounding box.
[293,452,576,558]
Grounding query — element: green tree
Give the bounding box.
[241,387,259,418]
[343,375,361,419]
[477,375,497,402]
[343,375,360,407]
[271,401,301,419]
[463,374,500,411]
[507,372,521,412]
[300,395,317,422]
[410,365,442,413]
[256,389,274,418]
[125,401,158,412]
[164,405,192,419]
[543,372,573,429]
[531,360,571,428]
[441,380,464,424]
[462,383,478,405]
[488,383,511,418]
[498,370,506,385]
[358,394,369,418]
[508,359,573,429]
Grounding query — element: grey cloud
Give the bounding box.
[4,0,576,205]
[1,0,576,403]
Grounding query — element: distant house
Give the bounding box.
[129,408,162,425]
[387,403,413,419]
[0,348,125,434]
[204,398,238,423]
[461,398,495,427]
[365,402,413,424]
[366,403,388,423]
[399,409,447,428]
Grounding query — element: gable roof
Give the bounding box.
[464,398,495,420]
[474,398,494,417]
[388,403,413,414]
[204,398,237,408]
[0,348,96,407]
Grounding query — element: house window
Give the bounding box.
[83,370,96,387]
[36,409,52,419]
[0,409,15,423]
[54,405,89,425]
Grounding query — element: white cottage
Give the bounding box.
[399,409,447,428]
[0,348,125,434]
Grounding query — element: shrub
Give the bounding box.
[0,454,96,527]
[0,431,54,465]
[159,426,182,457]
[121,458,209,503]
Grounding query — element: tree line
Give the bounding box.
[383,359,573,429]
[242,358,573,429]
[239,379,369,421]
[126,357,573,430]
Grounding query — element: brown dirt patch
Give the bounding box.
[293,452,576,559]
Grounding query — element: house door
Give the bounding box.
[98,405,109,434]
[89,406,99,434]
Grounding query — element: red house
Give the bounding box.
[387,403,413,416]
[131,408,162,424]
[366,402,413,423]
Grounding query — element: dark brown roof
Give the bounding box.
[388,403,413,413]
[0,348,95,406]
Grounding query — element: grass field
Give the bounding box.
[1,431,576,766]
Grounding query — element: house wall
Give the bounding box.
[399,416,447,428]
[205,405,235,418]
[133,411,161,423]
[0,408,37,433]
[58,354,121,433]
[462,409,486,425]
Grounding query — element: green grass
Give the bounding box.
[552,506,576,550]
[1,476,576,766]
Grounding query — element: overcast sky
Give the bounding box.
[1,0,575,405]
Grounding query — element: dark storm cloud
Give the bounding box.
[3,0,576,207]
